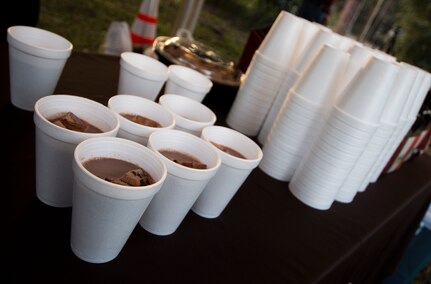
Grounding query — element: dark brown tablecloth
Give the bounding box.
[2,44,431,283]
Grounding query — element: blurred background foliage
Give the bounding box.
[37,0,431,71]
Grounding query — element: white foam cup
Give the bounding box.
[7,26,73,111]
[336,56,400,124]
[158,94,216,136]
[139,129,221,235]
[192,126,263,218]
[33,95,120,207]
[293,44,349,106]
[118,51,169,101]
[164,64,213,102]
[292,28,340,75]
[108,94,175,145]
[70,137,167,263]
[257,11,303,68]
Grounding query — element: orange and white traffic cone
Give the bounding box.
[130,0,159,52]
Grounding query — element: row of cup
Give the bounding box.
[118,51,213,102]
[34,93,216,208]
[33,94,263,263]
[6,25,213,112]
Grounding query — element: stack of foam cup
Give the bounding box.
[363,66,425,187]
[289,56,400,210]
[258,44,349,181]
[288,18,320,68]
[335,63,418,203]
[335,34,356,51]
[365,68,431,185]
[257,25,341,144]
[336,43,398,102]
[225,11,303,137]
[334,42,375,98]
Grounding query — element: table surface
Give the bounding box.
[3,44,431,284]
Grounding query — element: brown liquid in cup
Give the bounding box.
[159,149,207,169]
[210,141,246,159]
[121,113,162,128]
[83,157,155,186]
[49,112,102,133]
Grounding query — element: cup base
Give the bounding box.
[191,208,220,219]
[36,194,72,208]
[139,223,177,236]
[70,242,118,264]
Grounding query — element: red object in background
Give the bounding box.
[130,0,159,47]
[383,123,431,175]
[237,26,270,73]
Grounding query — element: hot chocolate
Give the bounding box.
[159,149,207,169]
[49,112,102,133]
[83,157,155,186]
[121,113,162,128]
[210,141,246,159]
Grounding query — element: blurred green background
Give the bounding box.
[37,0,430,71]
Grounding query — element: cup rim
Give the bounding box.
[148,129,221,180]
[168,64,213,92]
[201,125,263,169]
[7,25,73,59]
[108,94,176,129]
[158,94,216,129]
[34,94,120,144]
[73,136,167,200]
[120,51,169,81]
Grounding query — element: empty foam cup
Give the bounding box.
[158,94,216,136]
[164,64,213,102]
[118,51,169,101]
[7,26,73,111]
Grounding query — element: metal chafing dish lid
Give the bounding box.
[153,30,242,87]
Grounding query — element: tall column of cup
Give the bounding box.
[289,56,400,210]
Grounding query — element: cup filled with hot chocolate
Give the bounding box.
[108,94,175,145]
[158,94,216,136]
[70,136,167,263]
[33,94,120,207]
[192,125,263,218]
[139,129,221,235]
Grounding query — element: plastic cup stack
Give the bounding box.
[258,25,341,144]
[258,44,349,181]
[289,56,400,210]
[335,63,418,203]
[226,11,303,137]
